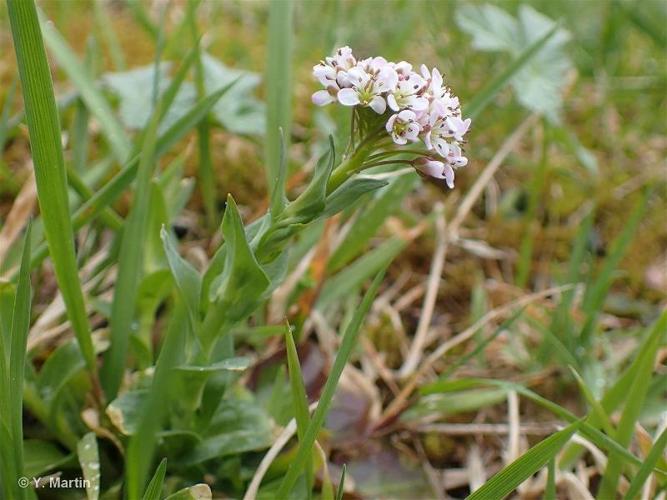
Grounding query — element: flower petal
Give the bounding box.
[369,95,386,114]
[312,90,335,106]
[337,88,360,106]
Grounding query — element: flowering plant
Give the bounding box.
[312,46,471,188]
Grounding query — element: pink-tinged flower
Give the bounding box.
[445,143,468,168]
[386,110,421,145]
[312,46,357,106]
[312,88,337,106]
[424,114,471,158]
[420,65,446,101]
[414,157,455,188]
[445,116,471,142]
[337,65,398,114]
[387,72,428,112]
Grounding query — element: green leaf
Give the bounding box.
[277,270,386,497]
[284,139,335,222]
[23,439,73,477]
[467,421,580,500]
[203,195,270,349]
[161,227,202,329]
[321,177,389,219]
[461,18,562,120]
[8,0,96,372]
[181,398,273,465]
[455,4,518,51]
[457,4,571,120]
[164,485,212,500]
[107,390,147,436]
[203,54,265,135]
[142,458,167,500]
[265,0,294,194]
[77,433,100,500]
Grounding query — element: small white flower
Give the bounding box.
[311,46,358,106]
[387,72,428,112]
[445,116,471,142]
[312,88,337,106]
[445,143,468,168]
[386,110,421,145]
[414,157,455,188]
[337,65,397,114]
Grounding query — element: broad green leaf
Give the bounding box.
[8,0,96,371]
[277,270,386,497]
[455,4,518,51]
[107,390,148,436]
[457,4,571,120]
[468,421,580,500]
[164,485,212,500]
[23,439,73,477]
[460,15,563,120]
[203,54,265,135]
[181,399,273,465]
[77,433,100,500]
[204,195,270,349]
[142,459,167,500]
[161,227,202,329]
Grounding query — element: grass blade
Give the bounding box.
[0,225,31,499]
[467,421,580,500]
[623,425,667,500]
[142,458,167,500]
[465,23,560,119]
[265,0,294,202]
[186,0,217,228]
[126,303,188,498]
[579,192,649,347]
[335,464,346,500]
[101,34,167,399]
[7,0,96,371]
[284,322,313,498]
[277,269,386,497]
[598,310,667,497]
[40,11,131,164]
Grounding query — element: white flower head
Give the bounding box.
[311,46,358,106]
[337,64,397,114]
[386,110,421,145]
[387,71,428,112]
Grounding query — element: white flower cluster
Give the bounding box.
[312,46,471,188]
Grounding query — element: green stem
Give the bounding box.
[326,138,380,193]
